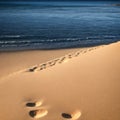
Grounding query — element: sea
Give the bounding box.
[0,1,120,51]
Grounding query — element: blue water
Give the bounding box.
[0,1,120,51]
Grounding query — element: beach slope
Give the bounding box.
[0,42,120,120]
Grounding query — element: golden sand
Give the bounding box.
[0,42,120,120]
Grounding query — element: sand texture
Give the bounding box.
[0,42,120,120]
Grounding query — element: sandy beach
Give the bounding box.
[0,42,120,120]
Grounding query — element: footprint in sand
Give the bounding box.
[26,100,48,118]
[29,109,48,119]
[48,59,59,67]
[62,113,72,119]
[62,110,81,120]
[83,50,87,53]
[29,66,38,72]
[68,54,73,59]
[40,63,47,70]
[26,100,43,107]
[58,57,66,63]
[74,52,80,57]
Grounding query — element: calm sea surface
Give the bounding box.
[0,1,120,51]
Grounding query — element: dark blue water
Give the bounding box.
[0,1,120,51]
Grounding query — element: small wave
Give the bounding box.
[0,35,21,38]
[0,35,120,51]
[103,35,116,38]
[0,35,40,39]
[0,40,31,44]
[86,35,117,39]
[0,35,119,44]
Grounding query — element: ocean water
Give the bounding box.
[0,1,120,51]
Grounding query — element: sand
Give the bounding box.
[0,42,120,120]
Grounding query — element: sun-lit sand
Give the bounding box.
[0,42,120,120]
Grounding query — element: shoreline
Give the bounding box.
[0,40,119,53]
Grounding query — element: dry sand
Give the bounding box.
[0,42,120,120]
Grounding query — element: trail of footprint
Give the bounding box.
[27,48,95,72]
[2,45,101,76]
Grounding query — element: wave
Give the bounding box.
[0,35,21,38]
[0,35,120,51]
[0,34,119,42]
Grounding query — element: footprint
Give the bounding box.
[59,57,66,64]
[68,54,73,59]
[74,52,80,57]
[40,64,47,70]
[83,50,87,53]
[29,109,48,119]
[88,48,92,51]
[26,100,43,107]
[62,110,81,120]
[48,59,59,66]
[62,113,72,119]
[29,66,37,72]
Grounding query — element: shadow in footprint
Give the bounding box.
[29,110,36,118]
[29,67,37,72]
[40,64,47,70]
[62,110,81,119]
[26,102,36,107]
[29,109,48,119]
[62,113,72,119]
[26,100,43,107]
